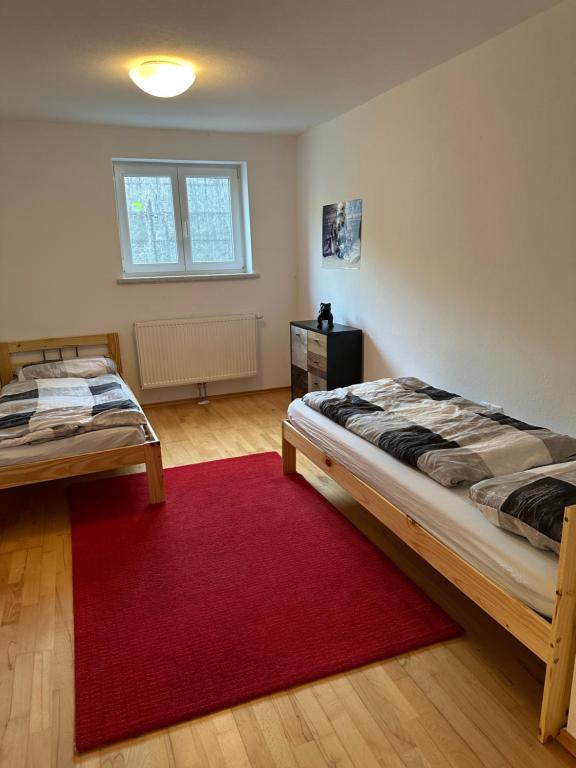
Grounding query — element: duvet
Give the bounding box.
[0,374,147,448]
[303,378,576,487]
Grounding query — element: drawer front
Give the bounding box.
[307,372,327,392]
[307,330,327,375]
[291,385,307,400]
[291,326,308,369]
[291,365,308,399]
[307,330,327,356]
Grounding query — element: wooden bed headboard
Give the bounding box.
[0,333,122,386]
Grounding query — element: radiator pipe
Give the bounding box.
[197,382,209,405]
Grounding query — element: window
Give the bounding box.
[113,160,252,277]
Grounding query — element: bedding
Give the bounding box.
[17,356,117,381]
[303,378,576,487]
[0,425,146,467]
[0,373,147,449]
[470,460,576,554]
[288,398,557,617]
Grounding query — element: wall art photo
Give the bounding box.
[322,199,362,269]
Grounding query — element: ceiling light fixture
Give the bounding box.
[129,60,196,98]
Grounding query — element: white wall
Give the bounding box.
[297,0,576,433]
[0,121,297,402]
[1,3,575,425]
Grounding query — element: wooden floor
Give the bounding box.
[0,389,574,768]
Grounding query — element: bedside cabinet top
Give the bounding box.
[290,320,361,336]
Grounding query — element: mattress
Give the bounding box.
[288,398,557,617]
[0,425,146,467]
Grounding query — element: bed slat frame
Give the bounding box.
[282,419,576,744]
[0,333,164,504]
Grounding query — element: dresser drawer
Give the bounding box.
[291,365,308,399]
[307,330,327,356]
[308,372,327,392]
[307,330,327,375]
[291,326,308,369]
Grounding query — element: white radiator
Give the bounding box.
[134,314,258,389]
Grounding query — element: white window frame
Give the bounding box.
[178,165,245,274]
[113,160,252,277]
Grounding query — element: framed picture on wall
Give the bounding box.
[322,199,362,269]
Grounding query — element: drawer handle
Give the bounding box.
[324,457,333,467]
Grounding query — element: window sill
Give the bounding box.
[117,272,260,285]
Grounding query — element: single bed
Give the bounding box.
[0,333,164,504]
[283,397,576,744]
[288,398,557,617]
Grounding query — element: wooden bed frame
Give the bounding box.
[282,419,576,744]
[0,333,165,504]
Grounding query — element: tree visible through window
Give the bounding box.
[186,177,234,264]
[124,176,179,265]
[113,161,250,276]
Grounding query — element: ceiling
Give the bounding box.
[0,0,561,134]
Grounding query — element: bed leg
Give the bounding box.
[282,424,297,475]
[144,442,165,504]
[539,505,576,742]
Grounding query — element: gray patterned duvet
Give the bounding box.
[0,374,147,448]
[303,378,576,488]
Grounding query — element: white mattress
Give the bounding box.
[0,425,146,467]
[288,399,557,617]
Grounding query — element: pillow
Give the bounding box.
[17,356,117,381]
[469,460,576,553]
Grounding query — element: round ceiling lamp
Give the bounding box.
[129,60,196,98]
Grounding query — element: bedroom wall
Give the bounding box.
[0,120,297,403]
[296,0,576,434]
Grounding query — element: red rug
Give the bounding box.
[69,452,461,751]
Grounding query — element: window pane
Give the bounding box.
[186,177,235,263]
[124,176,179,265]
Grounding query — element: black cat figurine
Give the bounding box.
[317,302,334,330]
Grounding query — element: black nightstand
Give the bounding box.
[290,320,363,400]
